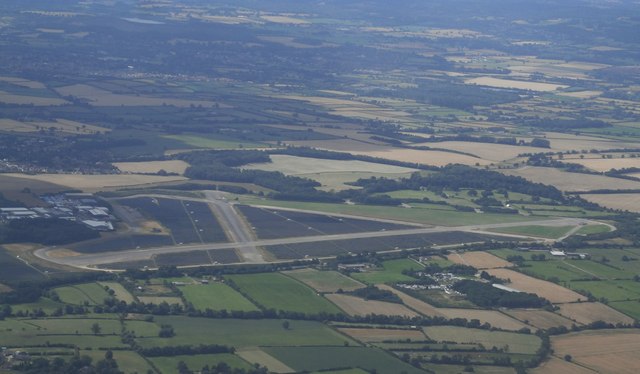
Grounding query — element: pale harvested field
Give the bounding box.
[2,173,186,191]
[326,293,419,317]
[551,329,640,374]
[137,296,183,305]
[244,155,418,175]
[114,160,190,175]
[556,302,635,325]
[485,268,587,303]
[437,309,530,331]
[504,309,575,329]
[0,90,68,106]
[447,251,513,269]
[379,285,529,331]
[0,76,46,89]
[0,284,12,293]
[502,167,640,192]
[581,193,640,213]
[556,90,602,99]
[236,347,293,374]
[377,285,445,317]
[55,84,227,108]
[416,141,546,162]
[540,132,640,152]
[531,357,596,374]
[558,157,640,172]
[508,64,589,80]
[465,77,568,92]
[338,327,426,342]
[261,15,309,24]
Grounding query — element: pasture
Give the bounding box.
[283,268,365,293]
[1,173,186,191]
[488,225,574,239]
[82,350,154,374]
[137,296,183,305]
[236,347,293,373]
[150,354,252,374]
[338,327,426,342]
[98,282,136,303]
[178,282,259,312]
[54,282,111,306]
[551,329,640,374]
[351,258,422,284]
[225,273,342,314]
[163,134,268,150]
[135,316,355,348]
[423,326,542,354]
[325,294,419,317]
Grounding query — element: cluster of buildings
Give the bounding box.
[397,271,465,295]
[0,193,115,231]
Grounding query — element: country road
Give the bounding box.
[34,215,600,270]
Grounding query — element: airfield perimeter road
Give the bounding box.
[35,214,600,270]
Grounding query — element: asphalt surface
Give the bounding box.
[35,213,599,270]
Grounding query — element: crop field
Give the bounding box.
[0,90,68,106]
[136,316,355,348]
[150,353,252,374]
[338,327,427,342]
[283,269,365,293]
[486,268,587,303]
[0,118,108,134]
[236,347,294,373]
[504,309,575,329]
[488,225,574,239]
[581,193,640,213]
[531,357,593,374]
[351,258,422,284]
[244,154,417,175]
[551,329,640,374]
[54,282,111,306]
[262,346,424,374]
[502,167,640,192]
[326,294,419,317]
[1,173,186,191]
[121,198,227,244]
[72,234,174,253]
[163,134,269,150]
[225,273,342,314]
[113,160,190,175]
[237,205,411,239]
[557,156,640,172]
[414,141,546,162]
[98,282,136,303]
[423,326,542,354]
[447,251,513,269]
[179,282,259,312]
[556,302,635,325]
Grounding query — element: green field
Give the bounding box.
[54,282,112,306]
[237,196,546,226]
[163,134,268,149]
[422,363,516,374]
[28,318,122,335]
[150,353,252,374]
[351,258,422,284]
[488,225,574,239]
[284,269,365,293]
[226,273,342,314]
[423,326,541,355]
[124,320,161,338]
[567,280,640,301]
[136,316,355,348]
[98,282,136,303]
[10,297,66,315]
[575,224,613,235]
[82,350,155,374]
[263,346,424,374]
[608,300,640,320]
[179,282,260,312]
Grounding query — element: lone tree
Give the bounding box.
[282,320,290,330]
[91,322,101,335]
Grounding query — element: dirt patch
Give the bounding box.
[486,268,587,303]
[326,293,419,317]
[338,327,426,342]
[551,329,640,374]
[556,302,636,325]
[447,251,513,269]
[505,309,575,329]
